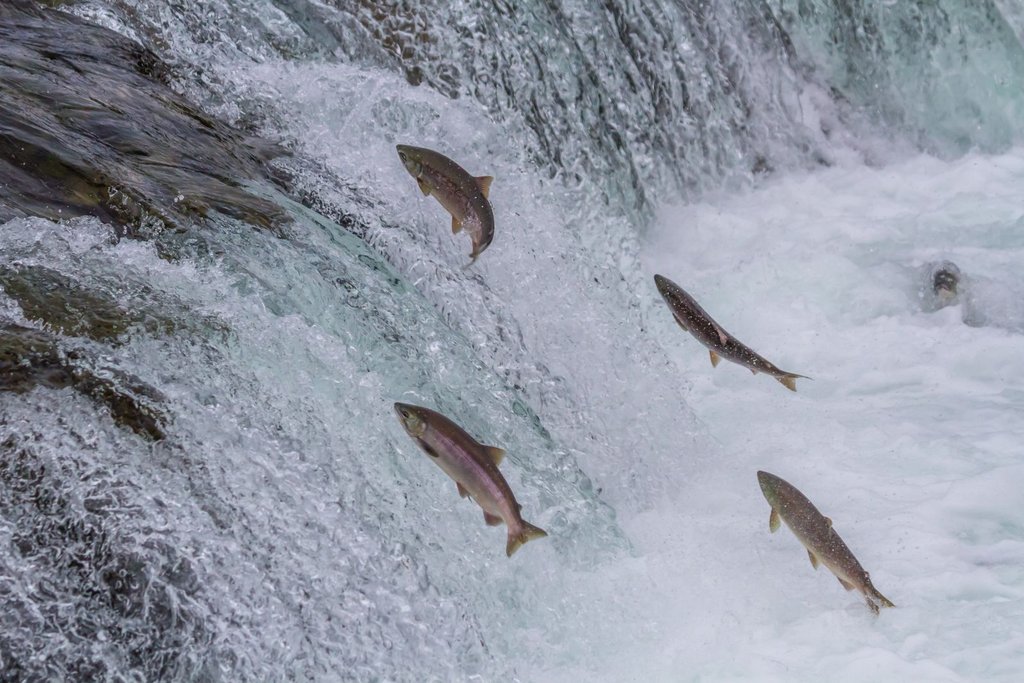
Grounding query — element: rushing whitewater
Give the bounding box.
[1,1,1023,681]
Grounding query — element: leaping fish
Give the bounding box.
[393,402,547,557]
[757,470,895,614]
[654,274,809,391]
[396,144,495,264]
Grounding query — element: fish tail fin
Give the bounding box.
[872,589,895,609]
[462,250,481,270]
[777,372,811,392]
[506,520,548,557]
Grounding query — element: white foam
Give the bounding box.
[632,149,1024,681]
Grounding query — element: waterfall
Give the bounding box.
[2,1,1023,680]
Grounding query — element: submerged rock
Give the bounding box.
[0,263,230,344]
[0,265,134,341]
[0,322,168,441]
[0,434,214,681]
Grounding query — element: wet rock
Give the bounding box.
[0,0,290,237]
[0,323,168,441]
[0,265,133,341]
[0,263,229,344]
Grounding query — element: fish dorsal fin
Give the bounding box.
[483,446,505,466]
[483,511,503,526]
[457,482,470,498]
[451,216,463,234]
[416,177,431,196]
[838,577,855,591]
[475,175,493,199]
[709,350,720,368]
[769,508,780,533]
[807,550,819,569]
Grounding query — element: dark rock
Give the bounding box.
[0,323,168,441]
[0,0,290,238]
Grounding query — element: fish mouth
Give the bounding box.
[653,273,669,293]
[757,470,779,496]
[395,144,414,160]
[653,274,676,300]
[393,402,427,438]
[395,145,422,176]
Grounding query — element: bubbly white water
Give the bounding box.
[632,149,1024,682]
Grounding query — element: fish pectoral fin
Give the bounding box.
[716,326,728,346]
[483,511,503,526]
[416,177,431,196]
[483,446,507,466]
[475,175,493,199]
[837,577,855,591]
[709,350,720,368]
[807,550,819,570]
[750,368,758,375]
[451,216,463,234]
[457,482,470,498]
[769,508,780,533]
[865,597,880,615]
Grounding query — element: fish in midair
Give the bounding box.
[396,144,495,264]
[757,470,895,614]
[393,402,547,557]
[653,274,809,391]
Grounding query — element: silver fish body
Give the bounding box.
[394,402,547,557]
[654,274,808,391]
[758,470,894,614]
[396,145,494,263]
